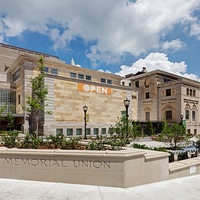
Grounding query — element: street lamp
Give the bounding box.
[180,114,183,126]
[124,98,130,138]
[83,105,88,139]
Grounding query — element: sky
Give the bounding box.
[1,0,200,80]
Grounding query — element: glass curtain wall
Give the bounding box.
[0,90,16,113]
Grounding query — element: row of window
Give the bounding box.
[145,110,197,121]
[44,67,58,75]
[186,88,196,97]
[70,71,113,84]
[56,128,107,136]
[145,89,172,99]
[185,110,196,121]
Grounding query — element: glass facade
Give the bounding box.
[0,90,16,114]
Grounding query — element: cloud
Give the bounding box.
[98,69,111,74]
[116,52,200,81]
[161,39,186,52]
[0,0,199,65]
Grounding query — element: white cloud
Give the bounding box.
[116,52,200,81]
[98,69,111,74]
[161,39,186,51]
[0,0,199,65]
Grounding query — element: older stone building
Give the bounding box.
[127,68,200,135]
[0,43,135,136]
[1,43,200,136]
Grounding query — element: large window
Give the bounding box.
[56,129,63,136]
[94,128,99,136]
[135,81,139,88]
[101,128,106,135]
[13,69,20,82]
[107,79,112,84]
[145,112,150,121]
[51,68,58,75]
[86,75,91,81]
[185,110,190,120]
[86,128,91,136]
[145,92,150,99]
[101,78,106,83]
[192,111,196,121]
[70,72,76,78]
[78,74,84,79]
[165,110,172,120]
[166,89,171,96]
[67,128,73,136]
[76,128,82,136]
[0,90,16,114]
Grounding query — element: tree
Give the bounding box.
[108,117,141,141]
[156,120,188,150]
[0,104,7,131]
[6,112,15,131]
[23,55,52,137]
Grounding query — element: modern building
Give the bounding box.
[127,68,200,135]
[0,43,136,136]
[1,43,200,136]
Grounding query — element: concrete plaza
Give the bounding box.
[0,175,199,200]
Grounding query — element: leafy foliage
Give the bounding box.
[1,130,20,148]
[156,120,189,150]
[108,117,142,142]
[23,56,52,136]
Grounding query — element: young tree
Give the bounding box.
[0,104,7,131]
[109,117,141,141]
[6,112,15,131]
[157,120,188,150]
[23,55,52,137]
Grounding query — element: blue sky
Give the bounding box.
[1,0,200,80]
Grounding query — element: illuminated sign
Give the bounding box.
[78,83,112,95]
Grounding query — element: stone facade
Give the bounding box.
[128,70,200,135]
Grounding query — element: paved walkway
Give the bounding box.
[0,175,200,200]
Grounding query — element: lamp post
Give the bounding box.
[180,114,183,126]
[124,98,130,138]
[83,105,88,139]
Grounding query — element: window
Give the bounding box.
[94,128,99,136]
[70,72,76,78]
[193,90,196,97]
[185,110,190,120]
[78,74,84,79]
[145,112,150,121]
[190,89,192,96]
[166,89,171,96]
[107,79,112,84]
[187,129,191,134]
[51,68,58,75]
[165,110,172,120]
[164,78,170,83]
[44,67,49,73]
[76,128,82,136]
[0,90,16,113]
[101,78,106,83]
[192,111,196,121]
[86,128,91,135]
[101,128,106,135]
[194,129,197,135]
[13,69,20,82]
[145,92,150,99]
[129,83,131,87]
[67,128,73,136]
[187,88,189,95]
[86,75,91,81]
[18,95,20,104]
[56,129,63,136]
[135,81,139,88]
[122,81,125,86]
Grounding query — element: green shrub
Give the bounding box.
[1,130,19,148]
